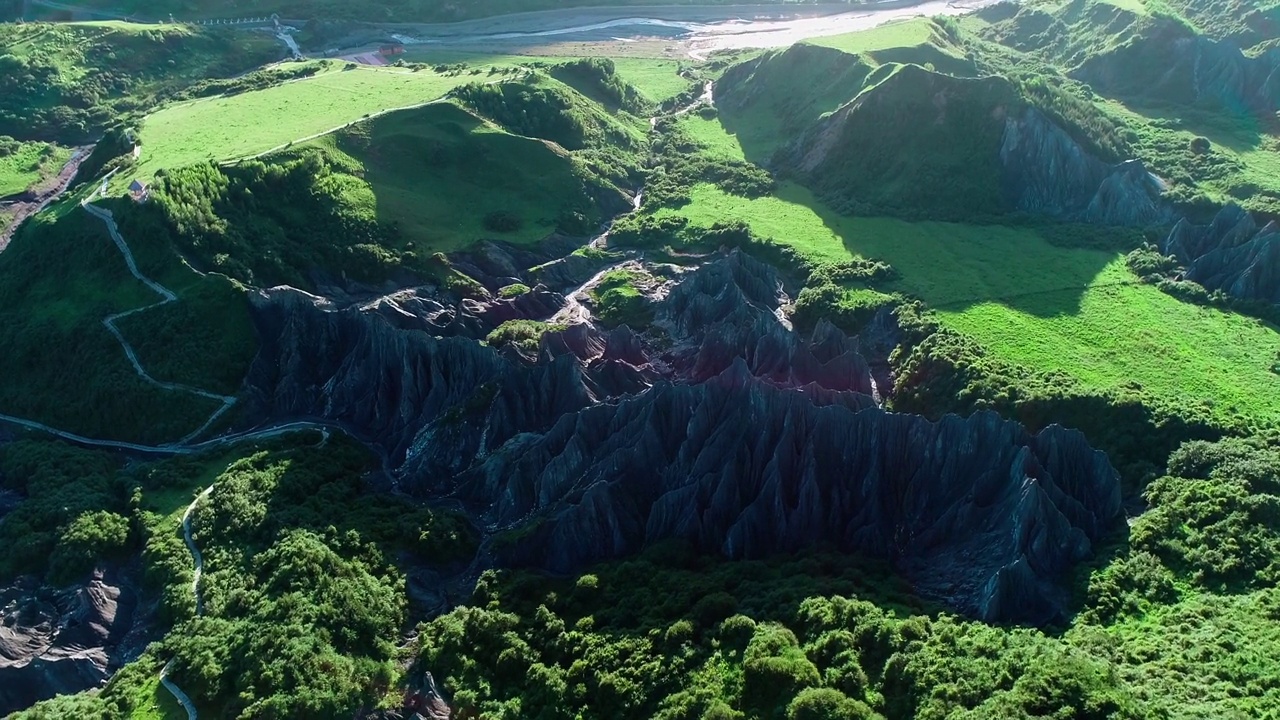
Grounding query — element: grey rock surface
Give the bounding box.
[1075,24,1280,115]
[243,250,1122,623]
[999,107,1170,226]
[0,569,137,715]
[458,361,1119,625]
[1161,204,1280,304]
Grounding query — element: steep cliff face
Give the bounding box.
[777,65,1016,219]
[1161,204,1280,304]
[458,362,1119,625]
[1000,107,1171,226]
[769,62,1166,225]
[244,251,1123,623]
[1074,21,1280,116]
[0,570,137,716]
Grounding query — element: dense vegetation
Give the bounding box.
[417,431,1280,720]
[0,440,132,585]
[0,22,277,144]
[0,205,238,443]
[9,435,475,719]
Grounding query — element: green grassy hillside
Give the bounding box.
[652,170,1280,429]
[715,20,978,163]
[0,21,278,144]
[451,71,648,152]
[0,200,253,444]
[782,64,1020,219]
[140,99,626,289]
[0,137,71,198]
[303,102,625,252]
[126,62,479,189]
[968,0,1280,215]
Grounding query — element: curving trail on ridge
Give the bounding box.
[79,201,239,445]
[159,485,214,720]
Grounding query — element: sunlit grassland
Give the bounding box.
[0,141,72,198]
[656,181,1280,425]
[129,63,475,186]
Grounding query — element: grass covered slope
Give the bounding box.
[141,100,626,289]
[968,0,1280,215]
[0,138,72,198]
[128,63,478,187]
[305,102,624,251]
[0,21,278,143]
[655,178,1280,427]
[0,202,251,444]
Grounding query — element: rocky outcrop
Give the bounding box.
[1074,22,1280,116]
[760,60,1169,226]
[1161,204,1280,304]
[0,569,137,716]
[458,361,1120,625]
[244,251,1122,623]
[999,107,1171,226]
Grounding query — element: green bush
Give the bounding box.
[787,688,878,720]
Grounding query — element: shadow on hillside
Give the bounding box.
[766,182,1117,318]
[699,93,1120,319]
[1118,99,1272,154]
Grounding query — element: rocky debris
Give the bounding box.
[529,249,624,290]
[364,673,451,720]
[1,147,92,252]
[999,107,1171,226]
[1161,204,1280,304]
[458,360,1120,625]
[359,283,565,340]
[244,250,1121,623]
[0,569,137,716]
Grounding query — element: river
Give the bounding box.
[385,0,1009,56]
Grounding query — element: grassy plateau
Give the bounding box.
[128,62,478,186]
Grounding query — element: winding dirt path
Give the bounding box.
[158,485,214,720]
[79,201,240,445]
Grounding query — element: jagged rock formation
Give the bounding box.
[1074,22,1280,116]
[751,60,1166,225]
[0,569,137,716]
[1000,107,1171,226]
[244,251,1123,623]
[457,361,1119,625]
[1161,204,1280,304]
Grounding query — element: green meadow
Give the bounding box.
[608,57,695,104]
[301,102,602,252]
[130,63,476,185]
[657,180,1280,425]
[0,140,72,198]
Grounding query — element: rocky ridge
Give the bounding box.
[244,249,1123,623]
[1000,107,1171,226]
[1074,21,1280,116]
[0,569,137,716]
[1162,203,1280,304]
